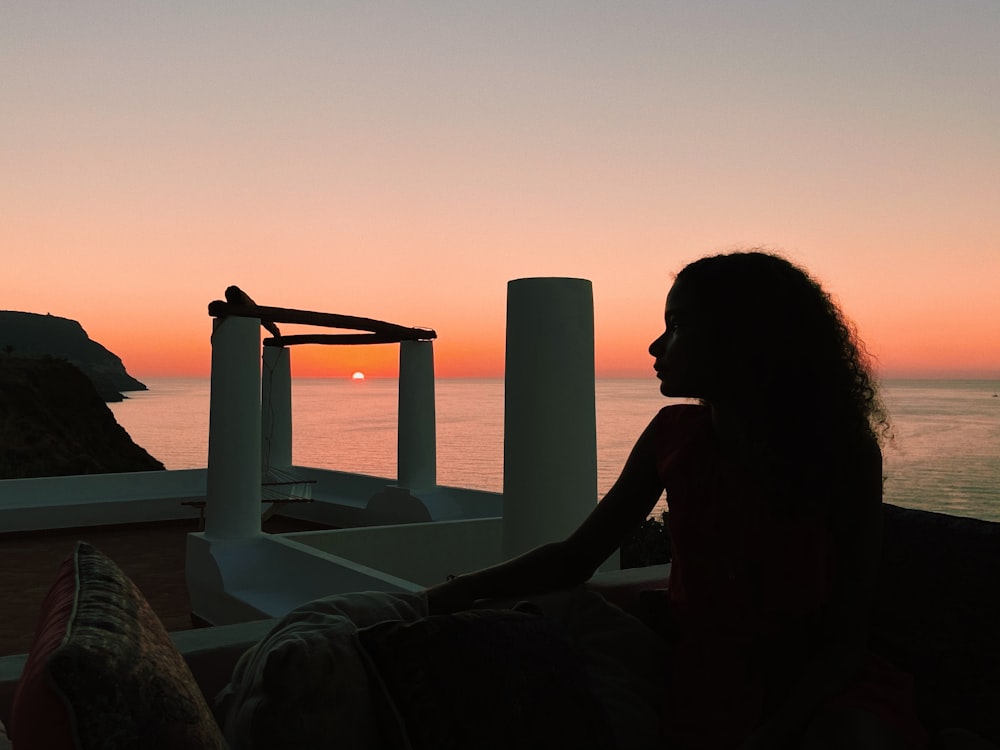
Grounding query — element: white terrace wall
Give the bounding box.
[186,531,425,624]
[0,469,207,533]
[283,517,504,588]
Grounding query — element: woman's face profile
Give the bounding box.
[649,279,714,399]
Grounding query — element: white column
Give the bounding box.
[397,339,436,491]
[205,315,262,539]
[261,345,293,471]
[502,277,597,559]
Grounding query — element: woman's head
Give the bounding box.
[650,250,889,446]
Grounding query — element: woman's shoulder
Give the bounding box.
[653,402,711,426]
[649,403,713,454]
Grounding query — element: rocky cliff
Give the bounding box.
[0,311,146,402]
[0,356,164,479]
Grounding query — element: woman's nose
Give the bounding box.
[649,334,664,357]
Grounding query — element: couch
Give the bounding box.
[0,503,997,749]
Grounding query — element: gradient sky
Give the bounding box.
[3,2,998,379]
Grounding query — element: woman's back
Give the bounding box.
[654,404,845,746]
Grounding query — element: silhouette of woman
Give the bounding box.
[427,251,928,749]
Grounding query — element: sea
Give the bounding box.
[109,378,1000,523]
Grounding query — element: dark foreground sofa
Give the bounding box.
[0,503,997,749]
[869,505,1000,746]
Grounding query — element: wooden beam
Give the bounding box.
[207,300,435,342]
[264,331,434,347]
[223,286,281,338]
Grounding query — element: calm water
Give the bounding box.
[110,378,1000,522]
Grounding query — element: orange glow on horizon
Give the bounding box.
[108,296,1000,382]
[117,328,1000,382]
[4,4,998,386]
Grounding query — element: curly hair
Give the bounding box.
[675,251,890,507]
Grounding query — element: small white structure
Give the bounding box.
[502,277,598,559]
[186,278,604,625]
[261,345,293,472]
[205,315,263,540]
[397,340,437,492]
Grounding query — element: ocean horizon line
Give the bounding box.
[129,374,1000,383]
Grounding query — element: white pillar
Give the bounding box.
[261,345,292,471]
[397,339,436,491]
[205,316,262,539]
[502,278,597,559]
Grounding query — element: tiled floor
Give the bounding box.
[0,516,333,657]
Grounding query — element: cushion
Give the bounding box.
[531,588,669,750]
[8,541,226,750]
[872,505,1000,743]
[215,590,427,750]
[358,607,617,750]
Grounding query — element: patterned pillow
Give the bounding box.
[8,541,226,750]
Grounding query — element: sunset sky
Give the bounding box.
[3,2,998,380]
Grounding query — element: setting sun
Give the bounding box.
[351,371,365,380]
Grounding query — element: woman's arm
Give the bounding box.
[740,438,885,748]
[427,414,666,613]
